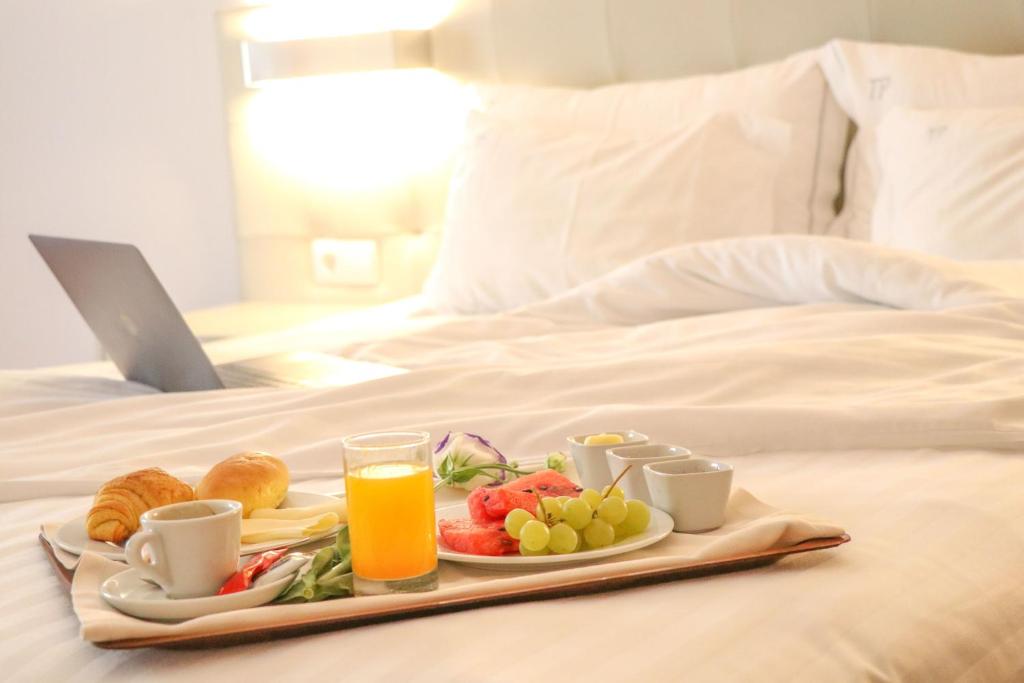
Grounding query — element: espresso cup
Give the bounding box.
[606,444,691,504]
[643,459,733,533]
[567,431,648,491]
[124,499,242,599]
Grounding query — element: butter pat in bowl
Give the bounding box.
[568,430,648,490]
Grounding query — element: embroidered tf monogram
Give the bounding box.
[868,76,891,101]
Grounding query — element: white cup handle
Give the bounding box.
[124,530,170,589]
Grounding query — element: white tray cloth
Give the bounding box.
[70,489,843,643]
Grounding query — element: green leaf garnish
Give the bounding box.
[275,526,354,604]
[433,450,570,490]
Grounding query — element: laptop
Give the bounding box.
[30,235,405,392]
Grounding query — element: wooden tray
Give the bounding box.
[41,531,849,650]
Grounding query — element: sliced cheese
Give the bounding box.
[240,512,340,544]
[250,499,348,522]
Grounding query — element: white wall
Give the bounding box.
[0,0,240,369]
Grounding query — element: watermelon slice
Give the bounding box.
[442,471,582,556]
[466,486,490,524]
[503,469,581,496]
[438,519,519,556]
[468,470,582,524]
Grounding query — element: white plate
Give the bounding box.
[56,491,343,562]
[101,563,297,621]
[436,502,674,570]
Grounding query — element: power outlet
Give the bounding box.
[311,238,378,286]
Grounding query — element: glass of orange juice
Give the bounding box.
[342,431,438,595]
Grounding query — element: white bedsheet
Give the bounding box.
[2,236,1023,681]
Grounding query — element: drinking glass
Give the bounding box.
[342,431,438,595]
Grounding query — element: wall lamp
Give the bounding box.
[241,30,433,87]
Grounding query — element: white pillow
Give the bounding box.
[425,112,790,314]
[474,49,846,236]
[820,40,1024,240]
[872,107,1024,260]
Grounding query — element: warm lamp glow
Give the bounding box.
[242,0,456,42]
[244,69,469,191]
[280,352,408,387]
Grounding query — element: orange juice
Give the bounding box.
[345,461,437,580]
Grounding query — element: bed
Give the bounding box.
[4,1,1024,680]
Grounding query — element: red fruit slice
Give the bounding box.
[467,486,490,524]
[438,519,519,556]
[480,470,582,521]
[503,469,580,495]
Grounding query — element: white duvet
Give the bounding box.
[2,236,1024,681]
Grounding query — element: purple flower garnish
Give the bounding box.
[464,432,507,465]
[433,431,513,490]
[434,431,452,455]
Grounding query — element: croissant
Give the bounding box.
[87,467,194,543]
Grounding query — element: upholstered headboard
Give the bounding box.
[431,0,1024,86]
[221,0,1024,306]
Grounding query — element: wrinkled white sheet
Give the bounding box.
[2,236,1023,681]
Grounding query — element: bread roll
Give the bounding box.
[196,452,289,518]
[87,468,194,543]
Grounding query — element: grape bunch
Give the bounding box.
[504,481,652,556]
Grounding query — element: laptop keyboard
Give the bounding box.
[215,364,300,389]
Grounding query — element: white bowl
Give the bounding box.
[643,459,733,533]
[567,430,648,490]
[606,444,691,504]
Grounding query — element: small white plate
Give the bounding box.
[436,502,674,571]
[56,491,342,562]
[101,564,297,621]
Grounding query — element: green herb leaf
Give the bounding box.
[434,460,547,490]
[275,525,355,604]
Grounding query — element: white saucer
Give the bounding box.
[436,502,673,571]
[101,565,297,621]
[57,491,342,562]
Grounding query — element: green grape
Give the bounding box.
[520,544,550,556]
[583,519,615,548]
[504,508,535,540]
[541,497,563,519]
[619,499,652,536]
[613,523,628,541]
[562,498,593,530]
[548,523,579,554]
[601,485,625,499]
[519,520,551,552]
[580,488,603,509]
[597,496,628,525]
[556,496,570,505]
